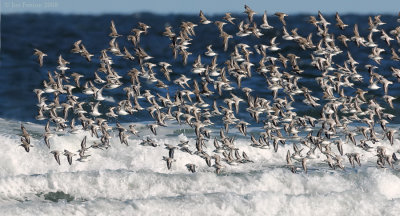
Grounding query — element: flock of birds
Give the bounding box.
[23,5,400,174]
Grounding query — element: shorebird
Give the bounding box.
[242,151,253,163]
[186,164,196,173]
[223,13,236,24]
[128,124,139,136]
[80,136,90,151]
[50,151,61,165]
[335,12,348,30]
[163,156,176,170]
[165,144,177,158]
[20,137,32,152]
[89,101,102,117]
[199,10,212,24]
[244,5,256,23]
[64,150,76,165]
[269,36,281,51]
[80,44,94,62]
[94,87,105,101]
[148,123,159,135]
[205,45,217,57]
[260,11,273,29]
[351,24,366,47]
[44,132,51,149]
[77,149,91,162]
[274,12,288,26]
[109,20,121,38]
[21,124,30,144]
[71,40,82,53]
[33,49,47,67]
[220,31,233,51]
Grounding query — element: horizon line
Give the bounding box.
[2,11,400,16]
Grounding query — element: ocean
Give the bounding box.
[1,13,400,215]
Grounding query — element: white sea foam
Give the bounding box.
[1,118,400,215]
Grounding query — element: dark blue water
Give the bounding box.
[1,13,400,124]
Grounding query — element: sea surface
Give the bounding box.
[1,13,400,215]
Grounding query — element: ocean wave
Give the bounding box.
[1,119,400,215]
